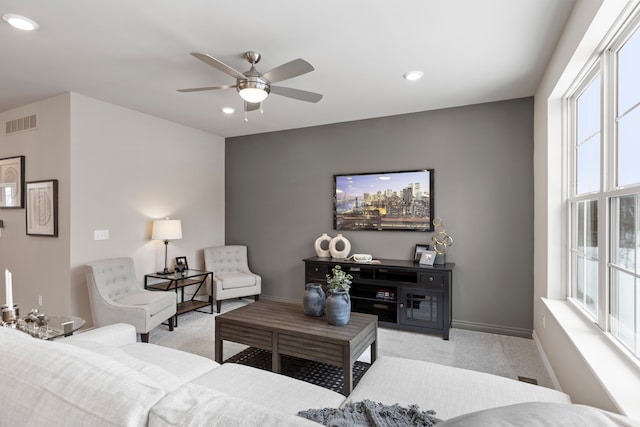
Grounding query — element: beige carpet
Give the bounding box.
[149,298,557,390]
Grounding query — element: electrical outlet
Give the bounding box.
[94,230,109,240]
[38,295,43,307]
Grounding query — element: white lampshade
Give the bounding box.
[152,219,182,241]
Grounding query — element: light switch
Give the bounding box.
[94,230,109,240]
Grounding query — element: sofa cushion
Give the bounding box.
[114,290,175,315]
[149,383,319,427]
[120,342,218,383]
[346,356,571,420]
[191,363,346,414]
[65,339,184,391]
[216,272,257,289]
[0,327,167,427]
[436,402,639,426]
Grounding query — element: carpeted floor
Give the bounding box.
[149,298,557,390]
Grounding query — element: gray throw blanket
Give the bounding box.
[297,400,441,427]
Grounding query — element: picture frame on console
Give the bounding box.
[333,168,434,232]
[413,244,430,262]
[419,250,437,266]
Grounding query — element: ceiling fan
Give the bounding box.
[177,51,323,114]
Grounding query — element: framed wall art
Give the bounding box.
[26,179,58,237]
[0,155,25,208]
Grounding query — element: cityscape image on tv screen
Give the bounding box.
[334,169,433,231]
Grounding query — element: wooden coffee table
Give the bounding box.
[215,300,378,395]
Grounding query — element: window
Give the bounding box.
[567,17,640,358]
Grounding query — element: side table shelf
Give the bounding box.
[144,270,213,326]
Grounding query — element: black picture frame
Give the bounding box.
[26,179,58,237]
[333,169,434,231]
[175,256,189,271]
[0,155,25,209]
[413,244,430,263]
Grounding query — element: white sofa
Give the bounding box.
[1,324,636,426]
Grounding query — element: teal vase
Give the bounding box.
[326,290,351,326]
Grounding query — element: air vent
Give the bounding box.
[5,114,37,135]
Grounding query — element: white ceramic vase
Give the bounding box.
[314,233,332,257]
[329,234,351,259]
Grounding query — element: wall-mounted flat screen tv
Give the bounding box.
[333,169,434,231]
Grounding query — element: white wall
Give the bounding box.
[533,0,639,416]
[0,94,72,315]
[69,93,225,323]
[1,92,225,325]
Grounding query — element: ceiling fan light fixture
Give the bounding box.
[2,13,39,31]
[237,77,270,103]
[239,87,268,103]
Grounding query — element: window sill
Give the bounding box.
[542,298,640,419]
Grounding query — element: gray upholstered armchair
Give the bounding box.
[204,245,261,313]
[84,257,176,342]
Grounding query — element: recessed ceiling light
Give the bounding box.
[403,70,424,81]
[222,107,235,114]
[2,14,40,31]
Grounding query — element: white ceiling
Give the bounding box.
[0,0,576,138]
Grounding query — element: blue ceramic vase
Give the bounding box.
[303,283,325,316]
[326,290,351,325]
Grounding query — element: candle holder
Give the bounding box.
[2,304,19,327]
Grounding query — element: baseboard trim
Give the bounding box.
[452,319,532,338]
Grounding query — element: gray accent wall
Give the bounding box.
[226,97,534,337]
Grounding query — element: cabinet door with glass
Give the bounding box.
[400,287,444,329]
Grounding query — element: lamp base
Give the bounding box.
[156,269,173,275]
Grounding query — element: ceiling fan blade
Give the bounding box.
[244,101,261,112]
[262,59,314,83]
[191,52,246,80]
[271,86,323,103]
[177,84,236,93]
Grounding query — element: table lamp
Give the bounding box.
[152,218,182,275]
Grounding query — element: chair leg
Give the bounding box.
[216,300,222,313]
[140,333,149,343]
[168,316,174,331]
[254,295,260,302]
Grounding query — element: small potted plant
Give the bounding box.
[325,265,353,325]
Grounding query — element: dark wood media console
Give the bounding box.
[303,257,454,339]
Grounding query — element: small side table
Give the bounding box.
[144,270,213,327]
[46,316,86,339]
[8,315,86,340]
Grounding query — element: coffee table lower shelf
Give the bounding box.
[226,347,371,393]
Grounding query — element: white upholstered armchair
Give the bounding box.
[204,245,261,313]
[84,257,176,342]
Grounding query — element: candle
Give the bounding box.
[5,269,13,309]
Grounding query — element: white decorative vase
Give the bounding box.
[329,234,351,259]
[314,233,332,257]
